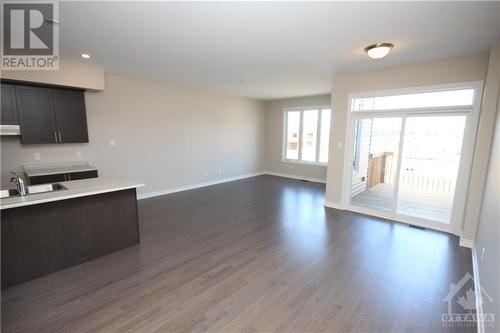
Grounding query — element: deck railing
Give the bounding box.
[369,153,458,194]
[398,173,456,194]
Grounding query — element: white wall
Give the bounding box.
[1,73,267,195]
[265,94,331,181]
[474,93,500,333]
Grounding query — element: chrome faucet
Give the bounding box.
[10,172,27,196]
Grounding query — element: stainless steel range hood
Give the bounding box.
[0,125,21,135]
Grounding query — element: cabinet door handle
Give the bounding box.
[58,131,62,143]
[54,131,58,143]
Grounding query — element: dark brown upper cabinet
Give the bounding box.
[16,85,58,144]
[13,84,89,144]
[1,84,19,125]
[52,89,89,143]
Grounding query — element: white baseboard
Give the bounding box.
[137,171,265,200]
[264,171,326,184]
[459,237,474,248]
[137,170,327,200]
[324,201,344,210]
[471,247,485,333]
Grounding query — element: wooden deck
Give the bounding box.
[351,183,454,223]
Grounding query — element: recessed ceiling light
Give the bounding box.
[81,53,91,59]
[364,43,394,60]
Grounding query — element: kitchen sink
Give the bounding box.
[0,183,67,198]
[0,189,19,199]
[27,183,67,195]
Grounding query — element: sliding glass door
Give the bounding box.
[345,83,482,232]
[348,112,470,227]
[350,116,401,213]
[396,114,467,223]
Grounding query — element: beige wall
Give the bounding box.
[1,60,105,91]
[474,92,500,333]
[1,73,266,194]
[325,52,490,209]
[265,95,331,181]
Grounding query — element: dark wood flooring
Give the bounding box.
[1,175,474,332]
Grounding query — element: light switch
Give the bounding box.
[109,139,116,147]
[34,152,41,161]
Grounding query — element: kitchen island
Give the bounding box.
[1,177,144,288]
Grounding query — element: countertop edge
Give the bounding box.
[0,183,145,210]
[24,166,99,177]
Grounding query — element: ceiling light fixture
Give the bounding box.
[364,43,394,60]
[81,53,91,59]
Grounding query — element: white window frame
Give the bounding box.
[352,120,363,172]
[282,105,331,166]
[349,82,480,113]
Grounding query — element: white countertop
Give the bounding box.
[0,177,144,210]
[24,162,98,177]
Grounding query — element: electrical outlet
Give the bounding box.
[204,171,208,177]
[76,151,82,158]
[217,169,221,175]
[34,152,41,161]
[109,139,116,147]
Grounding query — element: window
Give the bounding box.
[351,88,475,111]
[285,111,300,159]
[284,107,331,164]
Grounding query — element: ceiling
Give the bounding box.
[60,2,500,100]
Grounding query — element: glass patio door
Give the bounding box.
[349,113,468,225]
[396,114,467,223]
[350,116,402,213]
[346,83,481,232]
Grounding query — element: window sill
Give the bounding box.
[282,159,328,167]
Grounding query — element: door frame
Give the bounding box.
[341,81,484,235]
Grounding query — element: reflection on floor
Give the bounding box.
[2,176,472,332]
[351,183,453,223]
